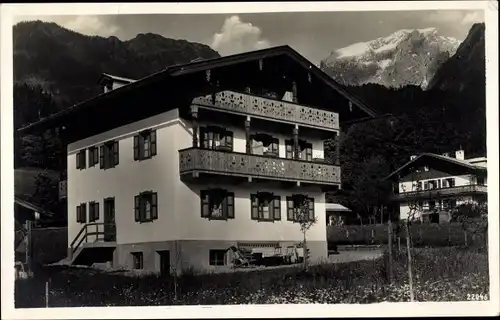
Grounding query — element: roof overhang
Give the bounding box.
[386,153,488,181]
[18,45,377,141]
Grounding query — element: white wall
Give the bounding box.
[67,109,184,246]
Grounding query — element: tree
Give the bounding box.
[293,195,318,272]
[452,201,488,247]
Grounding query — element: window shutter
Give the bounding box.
[76,151,80,169]
[89,203,94,222]
[100,146,105,169]
[226,131,233,150]
[151,130,157,156]
[273,196,281,220]
[201,191,210,218]
[286,197,294,221]
[88,149,93,167]
[308,198,315,221]
[81,150,86,169]
[134,195,141,222]
[285,141,293,159]
[133,135,140,160]
[221,194,228,219]
[94,147,99,165]
[306,144,313,161]
[272,138,279,154]
[227,192,235,219]
[200,127,206,148]
[95,202,100,221]
[82,203,87,223]
[151,192,158,220]
[113,141,119,166]
[76,205,81,223]
[251,194,259,220]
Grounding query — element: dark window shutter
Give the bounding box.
[81,151,86,169]
[76,205,81,223]
[201,191,210,218]
[286,197,294,221]
[151,192,158,220]
[100,146,105,169]
[306,144,313,161]
[94,147,99,165]
[76,151,80,169]
[308,198,315,221]
[221,194,228,219]
[285,141,293,159]
[82,203,87,223]
[95,202,100,221]
[89,203,94,222]
[226,131,233,150]
[113,141,119,166]
[133,135,140,160]
[272,138,279,154]
[250,194,259,220]
[227,192,234,219]
[151,130,157,156]
[134,195,141,222]
[88,148,93,167]
[273,196,281,220]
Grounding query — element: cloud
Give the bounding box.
[211,15,271,56]
[424,10,484,26]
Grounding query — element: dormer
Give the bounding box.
[98,73,136,93]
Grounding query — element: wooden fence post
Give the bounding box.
[388,221,393,283]
[464,231,468,247]
[405,222,415,302]
[45,280,49,308]
[398,236,401,251]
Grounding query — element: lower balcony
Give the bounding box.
[391,185,488,202]
[179,147,341,187]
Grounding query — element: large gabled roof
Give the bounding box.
[18,45,377,135]
[386,153,488,181]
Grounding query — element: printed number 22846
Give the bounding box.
[467,293,489,301]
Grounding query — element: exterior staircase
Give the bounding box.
[67,223,117,266]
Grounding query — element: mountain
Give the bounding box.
[428,23,485,91]
[320,28,461,89]
[13,20,220,108]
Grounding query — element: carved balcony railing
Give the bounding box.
[391,185,488,201]
[192,91,339,131]
[179,147,341,185]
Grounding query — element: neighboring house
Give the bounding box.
[387,150,487,223]
[18,46,376,274]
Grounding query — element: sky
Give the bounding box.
[14,10,484,64]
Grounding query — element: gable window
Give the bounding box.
[76,149,86,170]
[200,189,235,220]
[76,203,87,223]
[423,181,429,190]
[252,133,279,157]
[250,193,281,222]
[209,249,226,266]
[89,201,100,222]
[477,176,485,185]
[100,140,119,169]
[286,195,315,222]
[134,191,158,223]
[200,126,233,151]
[445,178,456,188]
[131,252,144,269]
[88,146,99,167]
[134,129,157,161]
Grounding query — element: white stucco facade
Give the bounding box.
[67,108,330,271]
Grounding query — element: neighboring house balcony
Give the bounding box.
[391,184,488,202]
[191,90,340,132]
[179,147,341,188]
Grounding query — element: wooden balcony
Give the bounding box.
[192,91,339,131]
[391,185,488,202]
[179,147,341,186]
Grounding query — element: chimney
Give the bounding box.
[455,150,465,160]
[410,155,417,161]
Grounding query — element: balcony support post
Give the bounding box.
[293,125,299,160]
[335,129,341,166]
[191,105,199,148]
[245,116,251,154]
[292,81,298,103]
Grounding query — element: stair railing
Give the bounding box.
[69,223,116,259]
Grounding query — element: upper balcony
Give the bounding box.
[179,147,341,188]
[391,185,488,202]
[192,90,339,132]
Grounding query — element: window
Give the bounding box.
[76,203,87,223]
[89,201,100,222]
[286,195,315,222]
[209,250,226,266]
[446,178,456,188]
[134,129,157,161]
[285,140,294,159]
[285,140,313,160]
[76,149,86,170]
[200,189,235,220]
[131,252,143,269]
[135,191,158,223]
[100,140,119,169]
[200,126,233,151]
[88,146,99,167]
[252,134,278,157]
[424,181,429,190]
[250,193,281,221]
